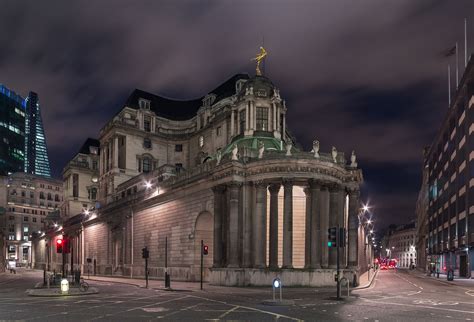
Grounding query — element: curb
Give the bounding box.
[352,269,378,291]
[26,287,99,297]
[85,277,143,289]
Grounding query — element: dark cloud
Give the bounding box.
[0,0,473,229]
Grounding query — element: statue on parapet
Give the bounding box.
[350,150,358,168]
[331,146,338,163]
[311,140,320,158]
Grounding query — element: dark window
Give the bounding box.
[144,116,151,132]
[33,217,36,223]
[73,174,79,198]
[143,158,151,173]
[458,218,466,237]
[23,216,28,222]
[216,126,222,136]
[239,110,246,134]
[143,138,152,149]
[256,107,268,131]
[175,163,183,173]
[47,193,52,200]
[175,144,183,152]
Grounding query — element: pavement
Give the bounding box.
[0,268,473,321]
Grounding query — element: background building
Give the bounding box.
[0,85,26,175]
[425,56,474,278]
[0,172,62,267]
[386,223,417,268]
[24,92,52,177]
[62,138,100,219]
[415,147,430,272]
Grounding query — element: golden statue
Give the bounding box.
[251,46,267,76]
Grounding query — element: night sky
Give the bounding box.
[1,0,473,230]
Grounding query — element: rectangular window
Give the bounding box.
[216,126,221,136]
[73,174,79,198]
[143,138,152,149]
[32,217,36,223]
[175,144,183,152]
[23,216,28,222]
[256,107,268,131]
[239,110,246,134]
[175,163,183,173]
[144,116,151,132]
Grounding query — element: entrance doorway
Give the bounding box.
[460,255,467,277]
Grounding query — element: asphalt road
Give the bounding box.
[0,269,473,321]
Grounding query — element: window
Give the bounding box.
[175,144,183,152]
[23,216,29,222]
[21,191,25,197]
[8,235,15,241]
[143,138,152,149]
[216,126,222,136]
[143,158,151,173]
[30,192,34,198]
[55,194,59,202]
[8,215,14,220]
[199,136,204,148]
[38,192,43,199]
[175,163,183,173]
[139,98,151,110]
[47,193,52,200]
[89,188,97,201]
[144,116,151,132]
[73,174,79,198]
[256,107,268,131]
[92,160,98,170]
[239,110,246,134]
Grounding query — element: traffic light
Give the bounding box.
[328,227,337,247]
[142,247,149,259]
[56,239,63,253]
[63,237,71,254]
[202,244,209,256]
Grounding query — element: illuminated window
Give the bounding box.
[143,158,151,173]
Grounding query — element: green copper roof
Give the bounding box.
[221,136,285,155]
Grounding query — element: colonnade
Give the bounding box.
[212,180,360,270]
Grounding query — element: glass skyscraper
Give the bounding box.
[0,85,26,175]
[24,92,51,178]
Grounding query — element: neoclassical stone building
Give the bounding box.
[32,70,367,286]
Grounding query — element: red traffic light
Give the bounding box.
[56,239,63,253]
[203,245,209,255]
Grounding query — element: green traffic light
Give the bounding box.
[328,241,332,247]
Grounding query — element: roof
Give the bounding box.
[78,138,100,155]
[124,73,250,121]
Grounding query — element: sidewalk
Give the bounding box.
[84,275,204,292]
[353,269,378,290]
[404,268,474,289]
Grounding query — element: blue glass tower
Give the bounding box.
[0,84,26,175]
[24,92,51,177]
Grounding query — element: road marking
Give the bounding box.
[218,306,239,319]
[361,297,474,315]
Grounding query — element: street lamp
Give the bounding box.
[144,181,152,189]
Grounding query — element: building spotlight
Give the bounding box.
[54,223,58,228]
[370,230,374,234]
[367,219,372,224]
[363,204,369,212]
[84,209,90,216]
[145,181,152,189]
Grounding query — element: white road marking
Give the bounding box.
[361,297,474,315]
[218,306,239,319]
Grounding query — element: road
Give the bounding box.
[0,269,473,321]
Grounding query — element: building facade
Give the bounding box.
[386,223,417,268]
[62,138,100,219]
[0,172,62,267]
[415,148,429,272]
[0,85,26,175]
[24,92,52,178]
[425,56,474,278]
[32,71,368,286]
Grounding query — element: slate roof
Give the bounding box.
[124,73,249,121]
[78,138,100,155]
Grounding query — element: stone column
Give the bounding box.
[242,183,253,268]
[114,136,119,169]
[253,181,267,268]
[251,101,256,129]
[309,180,321,268]
[230,110,235,136]
[328,184,340,268]
[348,188,360,268]
[272,103,277,132]
[282,179,293,268]
[245,103,250,131]
[337,188,346,268]
[282,114,286,139]
[212,185,225,267]
[227,182,241,268]
[304,187,312,268]
[268,183,280,269]
[319,185,330,268]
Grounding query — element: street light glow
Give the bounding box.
[145,181,152,189]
